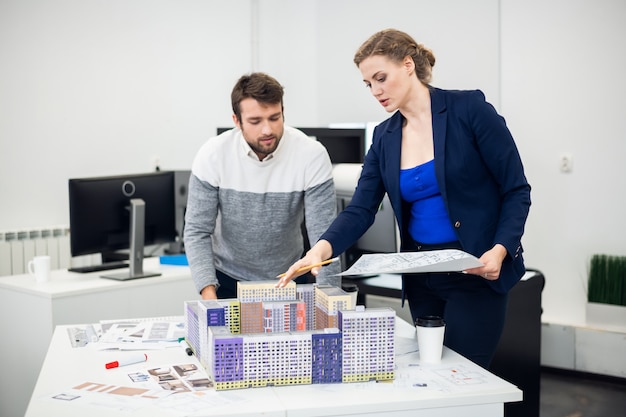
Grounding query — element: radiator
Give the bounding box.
[0,226,71,277]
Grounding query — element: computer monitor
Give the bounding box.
[216,127,366,164]
[68,171,177,280]
[297,128,366,164]
[167,170,192,254]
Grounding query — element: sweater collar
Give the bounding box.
[236,128,281,162]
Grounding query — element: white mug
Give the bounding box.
[28,255,51,283]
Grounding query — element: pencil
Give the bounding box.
[276,257,339,279]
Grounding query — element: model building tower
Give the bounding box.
[296,283,316,330]
[207,326,344,390]
[198,299,241,332]
[262,300,306,332]
[244,331,314,387]
[311,328,343,384]
[185,281,396,391]
[237,280,296,301]
[184,299,241,368]
[339,306,395,382]
[314,285,353,329]
[184,301,201,358]
[237,281,297,333]
[207,326,245,390]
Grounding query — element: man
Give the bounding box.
[184,72,340,299]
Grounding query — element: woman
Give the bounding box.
[280,29,531,368]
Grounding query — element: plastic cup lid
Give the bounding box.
[415,315,445,327]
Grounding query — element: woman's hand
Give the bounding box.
[276,240,333,287]
[464,244,507,281]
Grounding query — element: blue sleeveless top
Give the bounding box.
[399,159,457,244]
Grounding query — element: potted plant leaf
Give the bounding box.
[586,253,626,328]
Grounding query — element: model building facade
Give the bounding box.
[184,281,395,390]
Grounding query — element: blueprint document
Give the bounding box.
[338,249,483,276]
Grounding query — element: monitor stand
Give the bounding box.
[101,198,161,281]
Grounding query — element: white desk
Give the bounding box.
[344,270,544,417]
[0,258,198,417]
[26,318,522,417]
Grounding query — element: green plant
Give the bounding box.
[587,254,626,306]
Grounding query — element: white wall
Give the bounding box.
[312,0,501,125]
[1,0,625,327]
[0,0,252,230]
[500,0,626,325]
[256,0,319,126]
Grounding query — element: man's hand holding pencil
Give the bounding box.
[276,240,336,287]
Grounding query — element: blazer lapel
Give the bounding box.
[383,113,402,190]
[430,88,448,201]
[380,112,404,228]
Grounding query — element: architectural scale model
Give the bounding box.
[184,280,395,390]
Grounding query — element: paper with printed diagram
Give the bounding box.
[338,249,483,276]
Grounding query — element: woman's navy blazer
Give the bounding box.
[321,87,531,294]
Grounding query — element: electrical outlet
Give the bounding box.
[151,155,161,171]
[559,153,573,173]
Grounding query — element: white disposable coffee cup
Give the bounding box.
[342,283,359,309]
[415,315,445,364]
[28,255,51,283]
